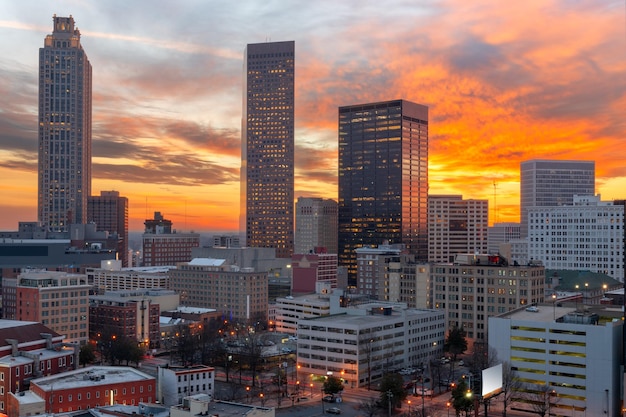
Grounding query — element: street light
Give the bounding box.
[446,401,451,417]
[387,390,393,417]
[552,293,557,320]
[407,400,412,417]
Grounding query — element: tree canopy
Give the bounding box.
[444,327,468,361]
[378,372,406,410]
[323,375,344,395]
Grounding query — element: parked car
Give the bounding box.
[326,407,342,414]
[458,360,465,366]
[323,395,336,403]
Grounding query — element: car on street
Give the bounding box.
[458,360,464,366]
[323,395,336,402]
[326,407,341,414]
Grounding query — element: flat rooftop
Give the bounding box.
[33,366,153,391]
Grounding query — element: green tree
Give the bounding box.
[378,372,406,411]
[451,380,474,416]
[79,344,96,367]
[444,327,468,361]
[323,375,344,395]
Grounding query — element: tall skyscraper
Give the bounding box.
[428,195,488,263]
[38,15,92,232]
[520,160,595,236]
[88,191,129,267]
[294,197,338,255]
[338,99,428,283]
[241,41,295,258]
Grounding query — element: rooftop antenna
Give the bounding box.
[493,180,498,225]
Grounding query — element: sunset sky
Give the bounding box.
[1,0,625,233]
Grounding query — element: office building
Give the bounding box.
[157,365,215,406]
[487,222,521,254]
[294,197,338,255]
[528,194,624,281]
[88,191,129,266]
[428,195,488,263]
[274,292,332,335]
[338,100,428,283]
[355,243,404,299]
[2,271,90,344]
[489,305,622,417]
[142,212,199,266]
[297,303,444,388]
[432,254,545,341]
[241,41,295,258]
[169,258,269,321]
[38,15,92,232]
[520,160,595,237]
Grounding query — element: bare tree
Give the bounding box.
[238,326,267,387]
[522,384,559,417]
[358,397,381,417]
[501,361,523,417]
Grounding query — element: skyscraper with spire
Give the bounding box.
[241,41,295,258]
[38,15,92,232]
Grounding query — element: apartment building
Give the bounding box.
[157,365,215,406]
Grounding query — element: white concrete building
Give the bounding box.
[157,365,215,406]
[86,260,172,292]
[527,194,624,281]
[489,305,622,417]
[274,293,331,335]
[296,303,444,388]
[487,222,521,254]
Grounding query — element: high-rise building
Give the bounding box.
[88,190,129,266]
[38,15,92,232]
[338,100,428,283]
[294,197,338,255]
[241,41,295,258]
[428,195,488,263]
[520,160,595,237]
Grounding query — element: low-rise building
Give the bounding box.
[297,302,444,388]
[157,365,215,406]
[28,366,156,413]
[489,305,622,417]
[86,260,172,292]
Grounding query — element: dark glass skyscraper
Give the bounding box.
[241,41,295,258]
[38,15,92,231]
[338,100,428,283]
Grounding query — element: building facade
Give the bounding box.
[294,197,338,255]
[157,365,215,406]
[338,100,428,284]
[0,322,78,414]
[291,250,338,293]
[142,212,199,266]
[428,195,488,263]
[296,305,444,388]
[28,366,156,413]
[89,289,178,348]
[520,160,595,237]
[169,258,269,321]
[86,260,171,292]
[38,15,92,232]
[355,244,404,300]
[87,191,129,267]
[432,254,546,341]
[2,271,90,344]
[241,41,295,258]
[527,194,624,281]
[487,222,521,254]
[274,293,332,335]
[489,306,622,417]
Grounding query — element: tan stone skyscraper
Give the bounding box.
[241,41,295,258]
[38,15,92,231]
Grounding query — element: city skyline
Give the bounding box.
[0,1,625,232]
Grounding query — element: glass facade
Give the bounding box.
[241,41,295,258]
[338,100,428,283]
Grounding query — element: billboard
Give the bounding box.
[481,363,503,399]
